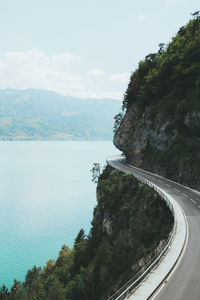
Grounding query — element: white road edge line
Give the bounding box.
[150,208,189,300]
[182,193,188,197]
[191,199,196,204]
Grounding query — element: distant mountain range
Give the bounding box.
[0,89,121,140]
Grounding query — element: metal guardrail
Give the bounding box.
[106,156,176,300]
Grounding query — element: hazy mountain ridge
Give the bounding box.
[0,89,121,140]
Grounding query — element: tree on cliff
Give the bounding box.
[90,163,101,184]
[113,112,123,132]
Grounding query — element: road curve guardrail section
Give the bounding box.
[106,155,188,300]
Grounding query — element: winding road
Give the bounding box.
[108,156,200,300]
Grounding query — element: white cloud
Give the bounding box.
[0,49,124,100]
[138,14,146,22]
[88,69,104,76]
[51,53,80,68]
[108,73,130,84]
[0,49,84,96]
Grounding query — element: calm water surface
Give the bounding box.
[0,141,119,287]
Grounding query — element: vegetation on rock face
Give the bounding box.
[121,13,200,115]
[0,166,173,300]
[90,163,101,184]
[114,14,200,189]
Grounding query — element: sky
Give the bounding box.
[0,0,199,100]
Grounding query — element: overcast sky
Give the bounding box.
[0,0,199,100]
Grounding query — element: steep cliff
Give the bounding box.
[1,166,173,300]
[114,15,200,189]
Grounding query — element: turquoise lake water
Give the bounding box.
[0,141,119,288]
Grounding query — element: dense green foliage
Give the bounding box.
[115,14,200,187]
[0,167,173,300]
[122,14,200,118]
[0,89,121,140]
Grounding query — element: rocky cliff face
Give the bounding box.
[114,16,200,190]
[114,104,200,189]
[114,105,177,166]
[93,165,173,297]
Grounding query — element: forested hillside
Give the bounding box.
[114,13,200,189]
[0,89,121,140]
[0,167,173,300]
